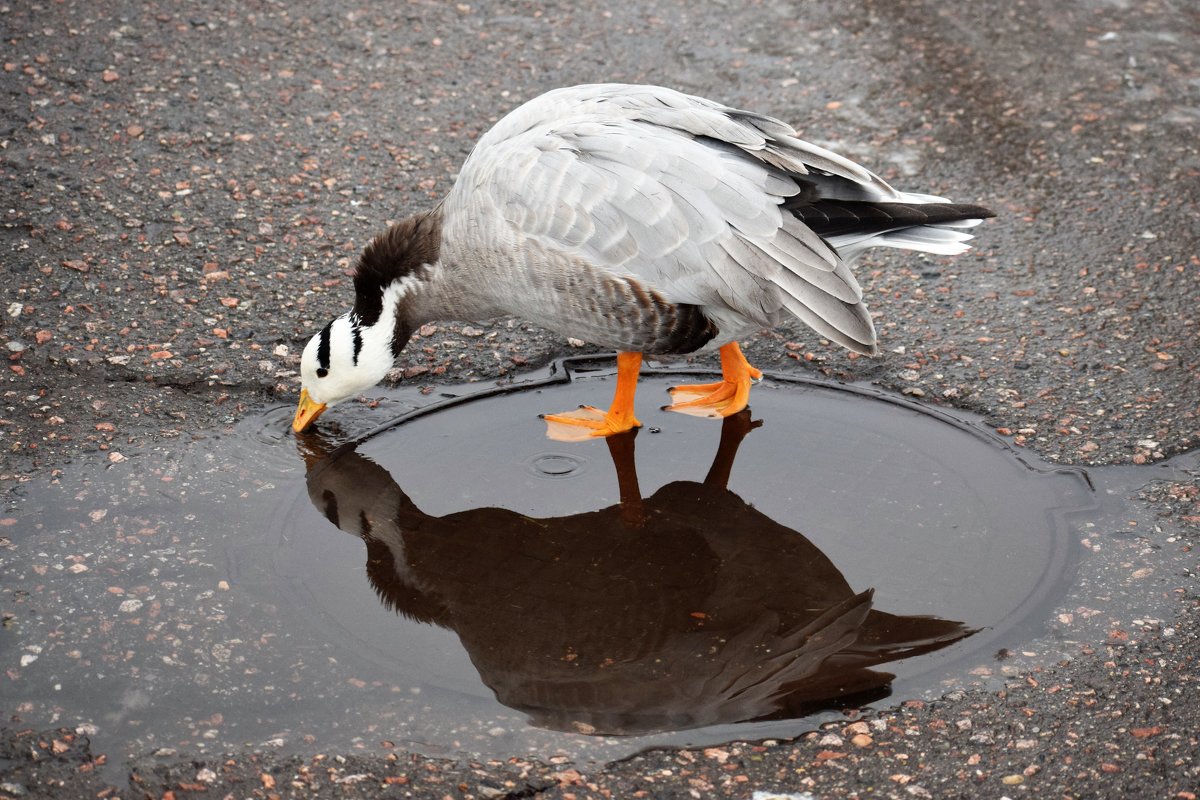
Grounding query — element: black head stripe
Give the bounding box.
[351,320,363,366]
[317,320,333,372]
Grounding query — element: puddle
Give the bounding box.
[233,362,1094,754]
[4,358,1193,774]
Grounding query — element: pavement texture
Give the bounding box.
[1,0,1198,798]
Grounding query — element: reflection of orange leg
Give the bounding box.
[703,409,763,490]
[604,428,645,528]
[664,342,763,419]
[542,352,644,442]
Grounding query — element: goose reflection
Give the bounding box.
[296,412,973,735]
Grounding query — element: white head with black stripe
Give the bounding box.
[293,311,394,430]
[293,214,438,432]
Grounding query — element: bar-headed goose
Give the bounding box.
[293,84,993,437]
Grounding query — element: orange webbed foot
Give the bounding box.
[542,351,644,442]
[663,379,751,418]
[541,406,642,442]
[663,342,762,419]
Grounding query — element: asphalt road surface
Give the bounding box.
[1,0,1197,797]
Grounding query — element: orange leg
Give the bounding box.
[663,341,763,419]
[542,352,644,442]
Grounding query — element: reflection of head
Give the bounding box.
[301,424,974,736]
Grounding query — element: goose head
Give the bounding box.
[293,311,398,431]
[293,213,441,432]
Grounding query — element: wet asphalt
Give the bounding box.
[1,0,1198,798]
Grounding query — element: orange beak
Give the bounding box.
[292,388,328,433]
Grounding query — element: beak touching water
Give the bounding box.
[292,388,328,433]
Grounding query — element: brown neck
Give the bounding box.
[351,209,443,328]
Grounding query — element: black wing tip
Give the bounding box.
[788,199,996,237]
[953,203,997,220]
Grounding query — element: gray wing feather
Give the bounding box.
[449,84,885,352]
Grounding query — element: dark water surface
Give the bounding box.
[2,362,1128,769]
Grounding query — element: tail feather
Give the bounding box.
[787,200,995,238]
[785,199,994,265]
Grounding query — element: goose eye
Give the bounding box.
[316,367,328,378]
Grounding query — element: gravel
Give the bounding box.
[1,0,1197,797]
